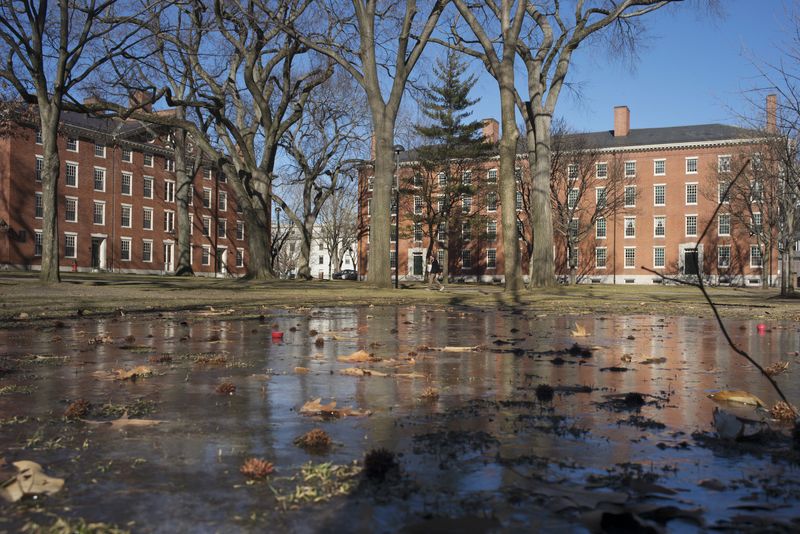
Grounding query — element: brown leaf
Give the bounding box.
[82,411,164,430]
[337,350,379,363]
[765,361,789,376]
[571,323,589,337]
[707,390,766,407]
[299,398,370,418]
[339,367,388,377]
[294,367,310,374]
[0,461,64,503]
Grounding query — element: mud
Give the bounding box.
[1,306,800,532]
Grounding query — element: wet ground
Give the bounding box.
[1,305,799,533]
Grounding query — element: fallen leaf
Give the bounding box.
[0,461,64,503]
[337,350,379,363]
[299,398,370,418]
[339,368,388,377]
[708,390,766,407]
[394,372,427,379]
[82,411,164,429]
[294,367,310,374]
[639,356,667,365]
[765,361,789,376]
[571,323,589,337]
[91,365,154,381]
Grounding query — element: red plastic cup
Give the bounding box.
[757,324,767,334]
[271,331,284,341]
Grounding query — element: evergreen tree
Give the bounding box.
[401,50,495,282]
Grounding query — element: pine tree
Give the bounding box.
[403,50,495,282]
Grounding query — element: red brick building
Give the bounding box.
[359,101,791,286]
[0,109,247,275]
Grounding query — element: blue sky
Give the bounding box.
[466,0,793,133]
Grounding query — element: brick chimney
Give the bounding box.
[481,118,499,143]
[766,94,777,134]
[129,90,153,113]
[614,106,630,137]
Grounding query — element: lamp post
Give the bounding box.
[393,144,405,289]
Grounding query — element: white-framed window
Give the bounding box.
[204,168,213,180]
[437,172,447,187]
[236,221,244,241]
[165,158,175,172]
[568,218,579,238]
[624,216,636,238]
[65,162,78,187]
[94,143,106,158]
[202,216,211,236]
[66,137,78,152]
[120,238,131,262]
[462,170,472,186]
[624,247,636,269]
[142,239,153,263]
[64,233,77,259]
[654,159,666,176]
[487,249,497,269]
[461,222,471,241]
[34,231,43,257]
[624,160,636,178]
[217,219,227,239]
[142,207,153,230]
[595,162,608,179]
[413,222,423,242]
[121,172,132,195]
[596,187,606,208]
[218,191,227,211]
[686,157,698,174]
[654,216,666,238]
[437,249,445,265]
[718,213,731,236]
[751,181,764,203]
[487,169,497,184]
[487,219,497,241]
[165,180,175,203]
[203,187,212,208]
[516,190,523,210]
[93,167,106,192]
[143,153,153,167]
[653,246,666,269]
[654,184,665,206]
[120,204,132,228]
[35,156,43,182]
[367,198,371,216]
[718,155,731,173]
[750,245,762,268]
[367,176,374,191]
[121,148,132,163]
[567,188,579,209]
[143,176,153,199]
[188,184,194,206]
[34,192,43,219]
[487,192,497,212]
[685,183,698,205]
[595,247,607,269]
[93,201,105,225]
[461,249,472,269]
[35,129,42,144]
[718,182,729,204]
[65,197,78,222]
[514,167,522,182]
[596,217,606,239]
[437,222,447,242]
[201,246,211,266]
[568,163,579,180]
[236,249,244,268]
[414,195,422,215]
[389,250,396,270]
[624,185,636,207]
[188,214,194,235]
[164,210,175,233]
[462,195,472,214]
[718,245,731,268]
[685,215,698,237]
[752,212,762,234]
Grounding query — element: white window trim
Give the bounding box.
[143,176,154,199]
[64,232,78,259]
[624,185,636,208]
[201,245,212,266]
[142,207,154,231]
[94,143,106,158]
[218,191,227,212]
[749,245,763,268]
[654,184,666,207]
[120,237,132,262]
[120,204,133,229]
[595,161,608,179]
[65,161,79,188]
[34,192,43,220]
[653,246,666,269]
[217,219,227,239]
[121,172,133,196]
[623,247,636,269]
[718,245,731,268]
[202,216,212,237]
[595,247,607,269]
[93,166,106,192]
[486,169,497,183]
[142,239,154,263]
[487,192,497,212]
[718,154,732,173]
[164,209,175,233]
[653,216,666,239]
[718,213,731,237]
[685,156,698,174]
[203,187,212,208]
[236,249,244,268]
[653,159,666,176]
[685,214,698,237]
[165,180,176,203]
[66,137,79,152]
[595,217,606,240]
[65,196,79,223]
[624,160,636,178]
[34,230,43,257]
[121,148,133,163]
[35,155,43,182]
[486,249,497,270]
[93,201,106,226]
[623,216,636,239]
[685,182,698,206]
[144,153,154,168]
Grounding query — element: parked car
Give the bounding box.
[332,269,358,280]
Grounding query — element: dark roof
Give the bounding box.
[563,123,762,150]
[59,109,174,155]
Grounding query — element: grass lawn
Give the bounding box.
[1,270,798,324]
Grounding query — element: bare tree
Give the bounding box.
[274,71,367,279]
[0,0,146,282]
[290,0,448,288]
[318,181,359,274]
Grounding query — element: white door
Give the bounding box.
[163,242,174,273]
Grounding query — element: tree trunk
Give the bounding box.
[38,104,61,283]
[529,115,556,287]
[368,119,394,288]
[173,118,194,276]
[297,221,313,280]
[498,70,522,292]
